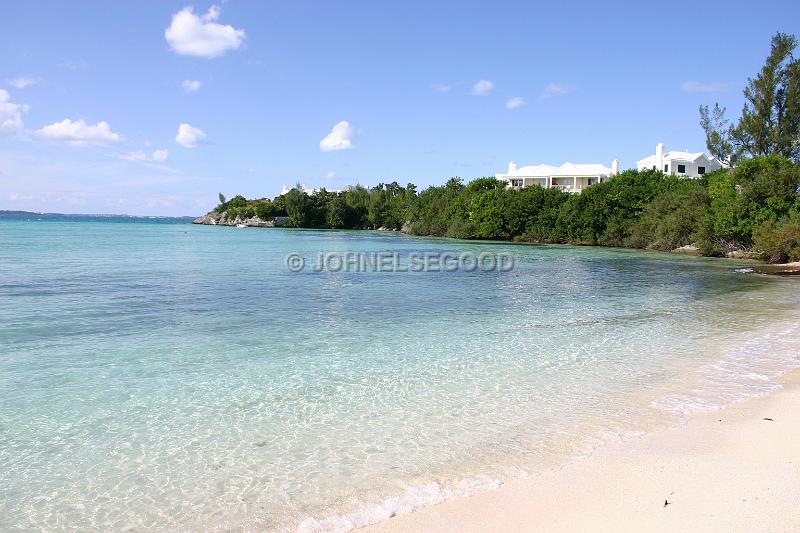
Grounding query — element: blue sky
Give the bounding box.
[1,0,798,216]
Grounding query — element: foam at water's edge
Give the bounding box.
[291,427,663,533]
[294,477,503,533]
[296,318,800,533]
[652,320,800,415]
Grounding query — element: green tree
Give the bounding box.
[699,103,737,165]
[326,194,347,228]
[468,189,508,239]
[753,214,800,263]
[701,32,800,162]
[628,180,710,251]
[283,188,309,227]
[254,199,274,220]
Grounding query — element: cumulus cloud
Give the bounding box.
[35,118,121,145]
[0,89,27,136]
[681,81,728,93]
[320,121,355,152]
[120,149,169,162]
[542,82,576,98]
[325,171,336,179]
[175,123,207,148]
[8,76,38,89]
[182,79,202,93]
[505,96,526,110]
[165,6,245,58]
[471,79,494,96]
[432,83,452,93]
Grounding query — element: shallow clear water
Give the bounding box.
[1,219,799,531]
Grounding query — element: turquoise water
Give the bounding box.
[1,219,799,531]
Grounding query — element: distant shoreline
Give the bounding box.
[0,210,196,221]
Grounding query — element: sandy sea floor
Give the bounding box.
[362,369,800,533]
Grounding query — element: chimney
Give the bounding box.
[655,143,664,172]
[611,159,620,175]
[508,161,517,174]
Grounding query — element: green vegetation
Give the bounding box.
[211,33,800,263]
[210,157,800,262]
[699,32,800,165]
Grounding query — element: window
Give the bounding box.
[677,164,686,173]
[588,178,598,185]
[510,179,522,187]
[664,164,668,172]
[698,166,706,175]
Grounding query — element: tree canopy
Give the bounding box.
[701,32,800,163]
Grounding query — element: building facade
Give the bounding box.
[636,143,724,178]
[496,160,620,193]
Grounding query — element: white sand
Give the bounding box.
[363,372,800,533]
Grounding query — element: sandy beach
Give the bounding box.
[364,371,800,533]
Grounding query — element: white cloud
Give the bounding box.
[119,150,148,162]
[8,76,38,89]
[542,82,576,98]
[505,96,526,110]
[35,118,121,145]
[681,81,728,93]
[119,149,169,162]
[0,89,27,136]
[432,83,452,93]
[165,6,245,58]
[175,123,207,148]
[182,79,203,93]
[471,79,494,96]
[320,121,355,152]
[325,170,336,179]
[8,192,40,202]
[60,60,88,71]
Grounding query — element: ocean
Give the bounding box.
[1,216,799,531]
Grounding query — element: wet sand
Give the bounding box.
[363,371,800,533]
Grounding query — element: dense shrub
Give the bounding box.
[753,216,800,263]
[213,157,799,262]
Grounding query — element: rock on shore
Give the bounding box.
[671,244,700,256]
[751,262,800,275]
[192,212,287,228]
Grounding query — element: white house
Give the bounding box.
[636,143,725,178]
[496,159,620,193]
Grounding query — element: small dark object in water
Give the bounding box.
[664,500,670,507]
[764,417,774,421]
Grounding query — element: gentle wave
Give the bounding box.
[2,220,799,531]
[653,319,800,414]
[299,317,800,533]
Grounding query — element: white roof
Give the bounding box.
[504,162,612,178]
[509,164,558,177]
[637,151,706,165]
[551,162,612,176]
